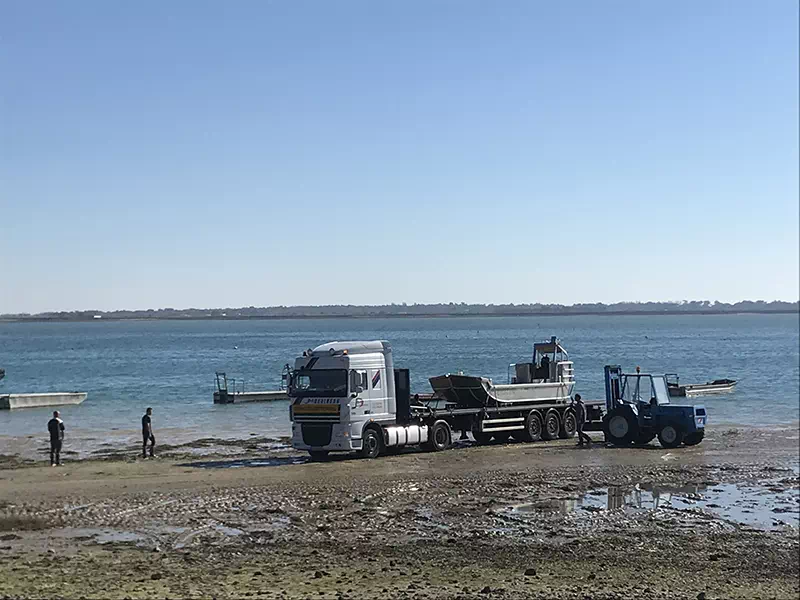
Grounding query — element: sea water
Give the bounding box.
[0,314,797,457]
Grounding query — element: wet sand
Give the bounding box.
[0,426,798,599]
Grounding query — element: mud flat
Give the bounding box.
[0,425,797,599]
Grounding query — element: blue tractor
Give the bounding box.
[603,365,707,448]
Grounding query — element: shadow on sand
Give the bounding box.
[178,456,310,469]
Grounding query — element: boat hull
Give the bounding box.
[491,381,574,404]
[213,390,289,404]
[429,374,574,408]
[683,382,736,396]
[0,392,87,410]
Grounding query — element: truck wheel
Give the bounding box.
[361,428,383,459]
[658,424,685,448]
[428,420,451,451]
[519,411,543,443]
[560,409,577,439]
[308,450,329,461]
[541,409,561,440]
[603,408,638,446]
[683,430,705,446]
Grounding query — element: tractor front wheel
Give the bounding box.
[657,423,685,449]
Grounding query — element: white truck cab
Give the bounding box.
[289,341,425,459]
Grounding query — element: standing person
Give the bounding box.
[142,407,155,458]
[47,411,65,466]
[573,394,592,447]
[539,354,551,381]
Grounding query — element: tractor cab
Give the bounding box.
[618,368,670,409]
[603,365,706,449]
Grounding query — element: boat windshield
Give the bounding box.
[290,369,348,398]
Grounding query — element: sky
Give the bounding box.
[1,0,798,313]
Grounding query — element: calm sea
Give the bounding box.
[0,314,797,458]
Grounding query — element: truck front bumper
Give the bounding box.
[291,422,363,452]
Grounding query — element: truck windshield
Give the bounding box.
[291,369,348,398]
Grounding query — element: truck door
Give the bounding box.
[349,370,369,421]
[366,368,387,417]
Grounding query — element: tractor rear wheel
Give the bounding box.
[657,423,685,449]
[603,408,638,446]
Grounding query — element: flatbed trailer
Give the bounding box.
[405,393,606,444]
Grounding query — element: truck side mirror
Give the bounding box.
[349,371,364,395]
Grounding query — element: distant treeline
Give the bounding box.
[1,300,797,322]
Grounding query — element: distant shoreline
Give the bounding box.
[1,309,797,323]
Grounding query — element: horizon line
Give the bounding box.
[2,299,798,321]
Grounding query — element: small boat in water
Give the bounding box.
[1,392,87,409]
[666,374,736,397]
[0,369,88,409]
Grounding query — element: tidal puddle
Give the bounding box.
[506,480,799,530]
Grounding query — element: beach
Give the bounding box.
[0,425,797,599]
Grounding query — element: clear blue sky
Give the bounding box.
[2,0,798,313]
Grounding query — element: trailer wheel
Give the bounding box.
[542,409,561,440]
[683,430,705,446]
[560,408,577,439]
[308,450,329,461]
[360,427,383,459]
[658,423,685,449]
[519,411,543,443]
[603,408,638,446]
[428,420,451,451]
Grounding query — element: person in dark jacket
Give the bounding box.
[573,394,592,446]
[47,411,65,466]
[142,407,155,458]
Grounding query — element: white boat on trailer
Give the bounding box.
[427,337,599,442]
[429,336,575,406]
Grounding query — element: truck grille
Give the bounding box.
[302,424,333,447]
[291,403,340,423]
